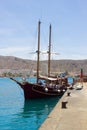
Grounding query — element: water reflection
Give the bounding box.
[23,97,60,114]
[9,97,61,130]
[19,97,61,129]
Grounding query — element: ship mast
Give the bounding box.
[48,24,51,77]
[37,21,41,83]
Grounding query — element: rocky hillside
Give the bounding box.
[0,56,36,69]
[0,56,87,76]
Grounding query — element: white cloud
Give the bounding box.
[0,46,30,55]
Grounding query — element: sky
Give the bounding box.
[0,0,87,60]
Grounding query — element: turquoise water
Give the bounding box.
[0,77,61,130]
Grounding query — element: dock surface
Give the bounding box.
[39,83,87,130]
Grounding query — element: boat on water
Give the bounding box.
[10,21,69,99]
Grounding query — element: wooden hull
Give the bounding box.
[10,78,65,100]
[23,82,65,99]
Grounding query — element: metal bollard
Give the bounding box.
[67,92,71,96]
[61,101,68,109]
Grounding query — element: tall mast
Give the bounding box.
[37,21,41,83]
[48,24,51,77]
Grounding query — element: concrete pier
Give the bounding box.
[39,83,87,130]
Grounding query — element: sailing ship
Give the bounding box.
[10,21,69,99]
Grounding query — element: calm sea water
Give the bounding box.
[0,77,61,130]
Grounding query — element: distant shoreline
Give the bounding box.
[0,56,87,76]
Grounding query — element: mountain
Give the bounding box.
[0,55,87,76]
[0,56,36,69]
